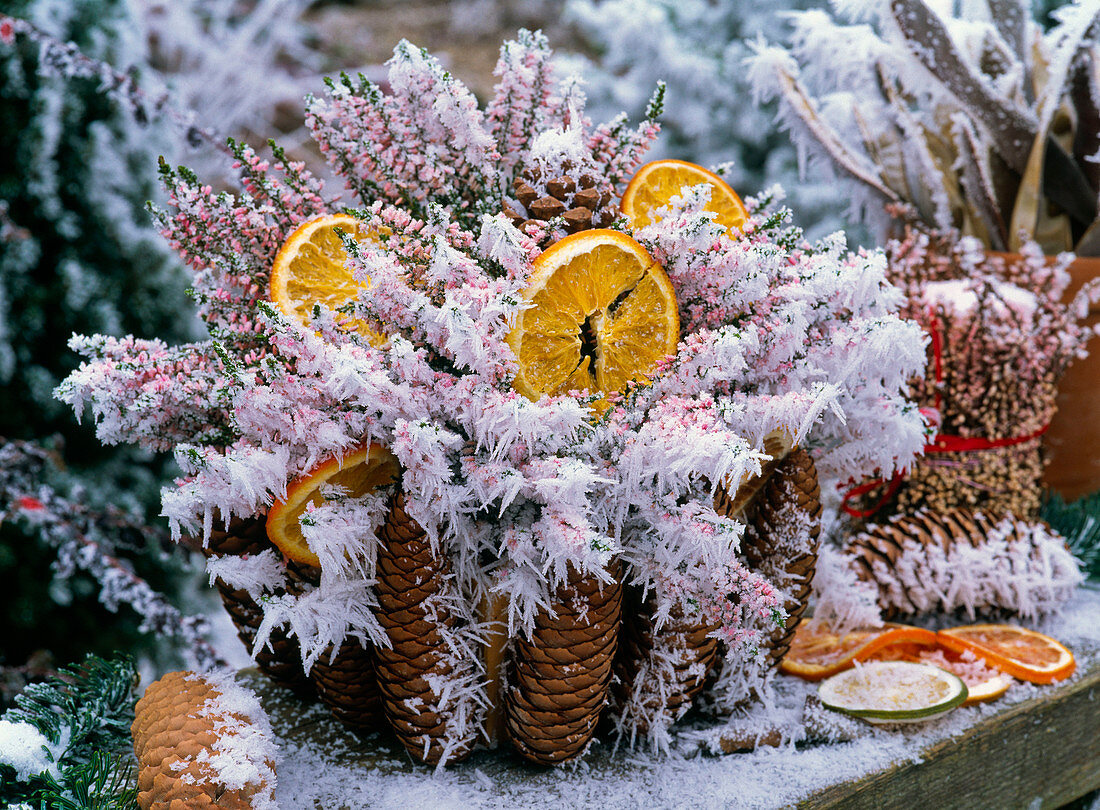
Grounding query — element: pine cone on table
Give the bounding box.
[506,561,622,765]
[309,638,384,731]
[614,590,720,734]
[738,446,822,669]
[132,671,274,809]
[203,516,311,692]
[846,508,1080,618]
[371,492,475,765]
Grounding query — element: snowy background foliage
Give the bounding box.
[0,0,337,681]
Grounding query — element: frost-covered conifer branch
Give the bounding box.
[0,14,227,156]
[0,440,223,671]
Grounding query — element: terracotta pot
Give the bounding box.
[1042,256,1100,500]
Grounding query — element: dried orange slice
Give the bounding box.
[818,661,968,724]
[780,619,939,681]
[621,159,748,233]
[266,442,400,567]
[506,229,679,403]
[937,624,1076,684]
[270,213,385,345]
[865,644,1013,705]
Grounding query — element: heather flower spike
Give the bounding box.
[58,32,926,759]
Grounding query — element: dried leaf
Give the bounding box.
[1073,217,1100,257]
[953,115,1008,250]
[889,0,1037,172]
[1032,2,1100,230]
[851,103,911,203]
[1070,51,1100,193]
[986,0,1032,96]
[771,66,901,204]
[878,70,958,231]
[1009,125,1074,253]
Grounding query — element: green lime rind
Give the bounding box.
[818,661,969,724]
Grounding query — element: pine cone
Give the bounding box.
[203,516,311,692]
[506,561,622,765]
[846,509,1080,618]
[371,492,474,765]
[132,671,274,809]
[739,447,822,668]
[614,589,720,734]
[310,638,384,731]
[505,165,615,238]
[849,509,985,618]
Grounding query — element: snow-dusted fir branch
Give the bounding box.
[0,440,223,670]
[0,655,139,810]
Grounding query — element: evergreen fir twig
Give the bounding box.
[0,655,139,810]
[1041,491,1100,581]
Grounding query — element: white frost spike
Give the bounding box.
[183,670,279,810]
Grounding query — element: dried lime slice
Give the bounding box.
[818,660,968,724]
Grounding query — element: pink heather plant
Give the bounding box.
[58,31,926,754]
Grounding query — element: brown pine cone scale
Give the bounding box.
[844,508,1078,619]
[310,639,384,731]
[740,446,822,668]
[506,168,615,237]
[613,590,719,734]
[371,493,473,765]
[506,561,622,765]
[132,671,274,809]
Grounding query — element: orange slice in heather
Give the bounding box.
[621,159,748,233]
[781,620,939,681]
[266,442,400,567]
[507,229,679,403]
[937,624,1076,685]
[270,213,385,345]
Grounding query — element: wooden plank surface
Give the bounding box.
[252,585,1100,808]
[801,662,1100,810]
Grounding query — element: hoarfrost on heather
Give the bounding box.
[58,29,927,754]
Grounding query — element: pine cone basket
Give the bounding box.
[614,589,720,733]
[505,561,622,765]
[738,446,822,668]
[310,638,384,731]
[371,492,473,765]
[132,671,274,809]
[846,508,1080,618]
[203,516,310,692]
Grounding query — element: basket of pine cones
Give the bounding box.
[61,33,926,768]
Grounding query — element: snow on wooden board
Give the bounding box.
[233,584,1100,810]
